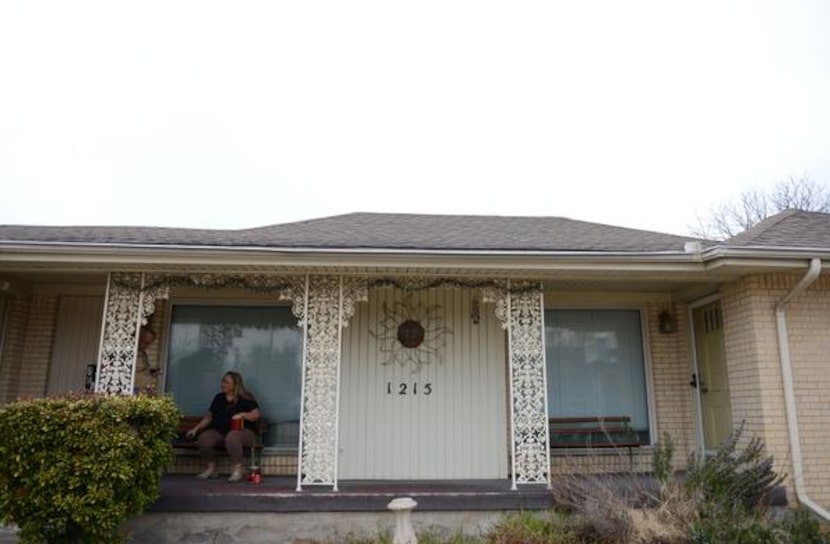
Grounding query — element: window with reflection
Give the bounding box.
[164,305,303,449]
[545,309,651,445]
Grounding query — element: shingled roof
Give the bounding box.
[726,209,830,249]
[0,213,701,253]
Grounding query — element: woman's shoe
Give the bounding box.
[227,468,245,483]
[196,467,217,480]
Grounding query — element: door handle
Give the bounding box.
[690,373,708,392]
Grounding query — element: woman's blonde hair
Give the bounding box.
[223,371,255,402]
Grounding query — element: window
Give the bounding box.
[545,309,651,444]
[164,305,303,448]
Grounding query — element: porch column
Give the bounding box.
[485,280,550,489]
[295,275,366,491]
[95,273,168,395]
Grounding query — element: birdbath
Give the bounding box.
[387,497,418,544]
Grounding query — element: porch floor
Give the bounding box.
[151,476,554,512]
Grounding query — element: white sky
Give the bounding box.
[1,1,829,236]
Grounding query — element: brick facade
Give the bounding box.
[12,294,59,399]
[721,272,830,506]
[0,295,31,404]
[646,301,695,470]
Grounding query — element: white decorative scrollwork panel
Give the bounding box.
[297,276,367,489]
[482,283,509,329]
[96,273,143,395]
[507,281,550,487]
[96,273,170,395]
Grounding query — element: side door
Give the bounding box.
[692,300,733,451]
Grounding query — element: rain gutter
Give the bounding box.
[0,240,713,273]
[775,257,828,520]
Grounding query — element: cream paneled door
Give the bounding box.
[693,301,733,451]
[338,288,508,480]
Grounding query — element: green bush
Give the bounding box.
[779,508,829,544]
[0,394,179,544]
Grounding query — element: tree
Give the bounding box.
[690,176,830,240]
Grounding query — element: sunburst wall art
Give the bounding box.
[369,294,453,373]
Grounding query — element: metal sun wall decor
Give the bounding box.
[370,295,453,373]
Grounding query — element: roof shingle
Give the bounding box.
[0,212,700,252]
[725,209,830,248]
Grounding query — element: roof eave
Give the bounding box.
[0,240,705,272]
[1,241,826,276]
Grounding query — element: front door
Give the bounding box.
[338,288,508,480]
[692,301,732,450]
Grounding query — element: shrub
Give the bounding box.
[685,424,783,512]
[779,508,829,544]
[0,394,179,544]
[684,424,785,543]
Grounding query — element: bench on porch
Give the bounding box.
[172,416,268,468]
[549,416,642,451]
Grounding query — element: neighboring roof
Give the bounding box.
[0,212,702,253]
[726,209,830,249]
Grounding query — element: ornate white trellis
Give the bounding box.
[484,280,550,488]
[293,275,367,491]
[95,272,169,395]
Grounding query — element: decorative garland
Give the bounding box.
[112,273,302,294]
[112,273,541,296]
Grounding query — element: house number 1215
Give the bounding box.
[387,382,432,395]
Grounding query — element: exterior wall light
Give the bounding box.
[658,310,677,334]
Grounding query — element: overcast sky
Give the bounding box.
[1,1,828,236]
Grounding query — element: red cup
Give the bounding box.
[231,418,244,431]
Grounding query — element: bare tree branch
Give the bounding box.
[688,176,830,240]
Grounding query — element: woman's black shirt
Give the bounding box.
[208,393,259,435]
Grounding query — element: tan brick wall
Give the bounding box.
[646,301,695,470]
[0,295,31,404]
[779,274,830,506]
[168,452,298,476]
[720,272,830,506]
[16,294,59,398]
[551,449,655,475]
[721,276,781,445]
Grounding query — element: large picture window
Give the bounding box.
[164,305,303,448]
[545,309,651,444]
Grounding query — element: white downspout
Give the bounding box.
[775,257,827,519]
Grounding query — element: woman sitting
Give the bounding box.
[186,371,261,482]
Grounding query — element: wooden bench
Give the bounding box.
[172,416,268,468]
[549,416,642,451]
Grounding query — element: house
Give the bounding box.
[0,210,828,513]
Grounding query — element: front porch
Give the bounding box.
[1,267,708,492]
[150,476,554,512]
